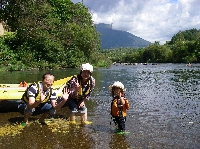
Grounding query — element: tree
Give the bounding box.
[1,0,103,68]
[169,28,200,45]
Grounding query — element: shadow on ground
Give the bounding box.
[0,100,19,113]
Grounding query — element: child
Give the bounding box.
[109,81,130,132]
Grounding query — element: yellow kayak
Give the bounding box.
[0,77,71,100]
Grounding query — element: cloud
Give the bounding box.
[71,0,200,44]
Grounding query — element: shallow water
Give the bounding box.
[0,63,200,149]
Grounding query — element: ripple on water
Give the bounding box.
[0,64,200,148]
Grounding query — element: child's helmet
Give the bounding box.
[80,63,93,73]
[109,81,126,91]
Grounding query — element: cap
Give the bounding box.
[109,81,126,91]
[80,63,93,73]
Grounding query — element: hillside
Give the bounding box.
[96,23,151,49]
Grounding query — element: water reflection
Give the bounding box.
[109,134,130,149]
[0,63,200,148]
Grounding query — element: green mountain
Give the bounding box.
[96,23,152,49]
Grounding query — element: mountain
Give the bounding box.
[96,23,151,49]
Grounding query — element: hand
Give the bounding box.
[119,92,122,98]
[73,80,80,98]
[74,80,80,91]
[78,101,85,108]
[39,88,46,103]
[62,87,69,101]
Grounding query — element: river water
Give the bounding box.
[0,63,200,149]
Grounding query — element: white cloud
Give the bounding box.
[71,0,200,44]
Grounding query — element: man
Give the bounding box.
[18,72,69,124]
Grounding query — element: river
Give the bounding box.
[0,63,199,149]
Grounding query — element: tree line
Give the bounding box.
[0,0,111,71]
[0,0,200,71]
[102,28,200,64]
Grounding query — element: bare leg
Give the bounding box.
[24,110,31,124]
[39,112,49,123]
[65,107,71,120]
[81,108,87,124]
[70,112,76,121]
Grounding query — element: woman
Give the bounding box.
[65,63,95,124]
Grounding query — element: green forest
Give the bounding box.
[0,0,200,71]
[103,28,200,64]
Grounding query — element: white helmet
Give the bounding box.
[109,81,125,91]
[80,63,93,73]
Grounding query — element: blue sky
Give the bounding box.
[71,0,200,44]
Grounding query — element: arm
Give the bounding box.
[68,77,80,99]
[28,97,41,109]
[27,86,45,109]
[125,98,130,110]
[117,92,125,105]
[119,97,125,105]
[83,77,95,100]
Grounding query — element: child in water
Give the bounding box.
[109,81,130,132]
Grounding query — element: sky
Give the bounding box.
[71,0,200,44]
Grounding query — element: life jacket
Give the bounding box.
[19,81,28,87]
[111,97,129,117]
[66,75,93,100]
[21,82,52,104]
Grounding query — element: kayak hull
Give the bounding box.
[0,77,70,100]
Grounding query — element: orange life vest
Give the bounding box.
[19,81,28,87]
[111,97,129,117]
